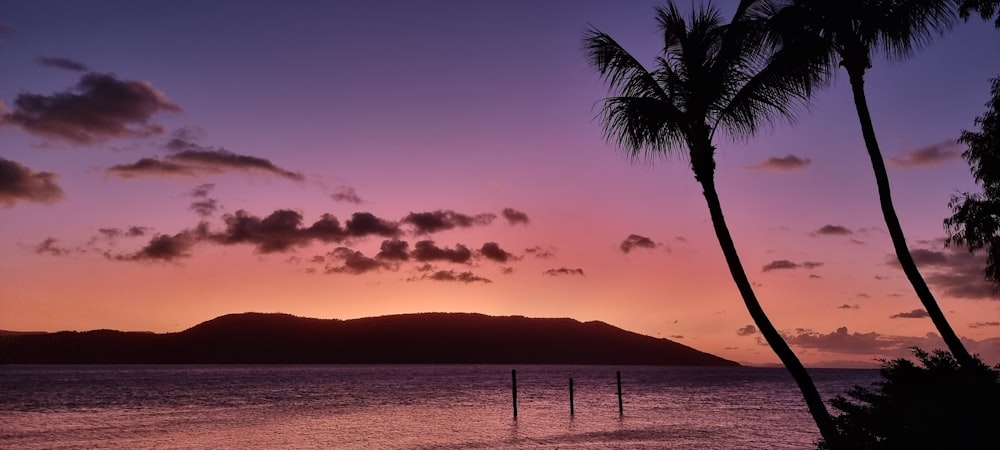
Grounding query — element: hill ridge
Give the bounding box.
[0,312,739,366]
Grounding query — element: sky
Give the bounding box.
[1,0,999,367]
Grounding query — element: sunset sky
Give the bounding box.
[2,0,998,367]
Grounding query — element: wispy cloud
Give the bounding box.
[746,154,812,171]
[0,158,65,207]
[525,245,556,259]
[737,325,757,336]
[188,183,219,217]
[331,185,362,204]
[888,140,963,168]
[37,57,89,72]
[886,241,995,300]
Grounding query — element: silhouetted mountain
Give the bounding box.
[0,312,738,366]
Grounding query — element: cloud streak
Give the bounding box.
[746,154,811,171]
[37,57,89,72]
[762,259,823,272]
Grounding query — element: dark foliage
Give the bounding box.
[945,77,1000,292]
[959,0,1000,27]
[817,348,1000,449]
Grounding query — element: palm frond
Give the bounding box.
[874,0,957,61]
[600,96,687,160]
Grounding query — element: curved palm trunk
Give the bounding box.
[846,72,974,367]
[697,171,841,446]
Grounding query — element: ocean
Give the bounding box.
[1,365,878,449]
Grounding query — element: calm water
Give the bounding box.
[1,365,878,449]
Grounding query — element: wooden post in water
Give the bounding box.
[569,377,575,416]
[511,369,518,418]
[616,370,623,415]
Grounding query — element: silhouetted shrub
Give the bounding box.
[817,347,1000,449]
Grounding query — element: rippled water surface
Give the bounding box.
[1,365,877,449]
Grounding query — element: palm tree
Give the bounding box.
[584,1,842,445]
[765,0,973,367]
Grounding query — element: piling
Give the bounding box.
[569,377,575,416]
[511,369,518,418]
[616,370,623,415]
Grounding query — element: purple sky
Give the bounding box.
[1,0,998,366]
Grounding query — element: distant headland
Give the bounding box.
[0,312,739,366]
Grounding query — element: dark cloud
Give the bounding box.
[543,267,585,276]
[809,274,822,279]
[210,210,394,253]
[375,239,410,261]
[525,245,556,259]
[345,212,400,237]
[116,229,202,262]
[501,208,529,225]
[762,259,822,272]
[737,325,757,336]
[746,154,812,171]
[213,209,310,253]
[813,224,853,236]
[423,270,492,284]
[888,140,963,168]
[838,304,860,309]
[480,242,516,263]
[402,210,496,234]
[331,185,362,204]
[0,158,65,206]
[34,238,71,256]
[620,234,658,253]
[412,240,472,264]
[890,309,930,319]
[324,247,391,275]
[887,242,995,300]
[763,260,798,271]
[37,57,89,72]
[1,72,179,144]
[970,322,1000,329]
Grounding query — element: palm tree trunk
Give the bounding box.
[698,174,842,447]
[846,72,974,367]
